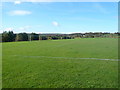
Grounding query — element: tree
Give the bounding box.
[31,33,39,40]
[2,31,15,42]
[16,33,28,41]
[41,36,47,40]
[62,36,71,39]
[51,36,59,40]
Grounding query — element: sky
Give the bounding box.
[1,1,118,34]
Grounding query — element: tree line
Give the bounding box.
[1,31,73,42]
[1,31,120,42]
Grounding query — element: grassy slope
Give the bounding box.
[2,38,118,88]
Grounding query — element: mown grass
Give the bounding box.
[2,38,118,88]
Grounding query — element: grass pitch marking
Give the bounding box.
[12,55,119,61]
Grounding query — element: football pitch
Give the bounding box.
[2,38,118,88]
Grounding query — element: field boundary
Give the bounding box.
[12,55,119,61]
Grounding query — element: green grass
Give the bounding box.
[2,38,118,88]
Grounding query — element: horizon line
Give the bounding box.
[1,31,119,34]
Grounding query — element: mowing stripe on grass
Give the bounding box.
[11,55,119,61]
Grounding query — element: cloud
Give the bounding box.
[14,1,21,5]
[4,27,14,31]
[8,10,32,16]
[70,17,103,22]
[93,3,109,14]
[1,0,119,2]
[26,0,56,2]
[52,21,59,27]
[18,25,32,31]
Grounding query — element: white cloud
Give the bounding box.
[1,0,119,2]
[18,25,32,31]
[4,27,14,31]
[14,1,21,5]
[26,0,56,2]
[52,21,59,27]
[93,3,109,14]
[8,10,32,16]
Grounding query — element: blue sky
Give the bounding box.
[1,2,118,33]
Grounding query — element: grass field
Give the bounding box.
[2,38,118,88]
